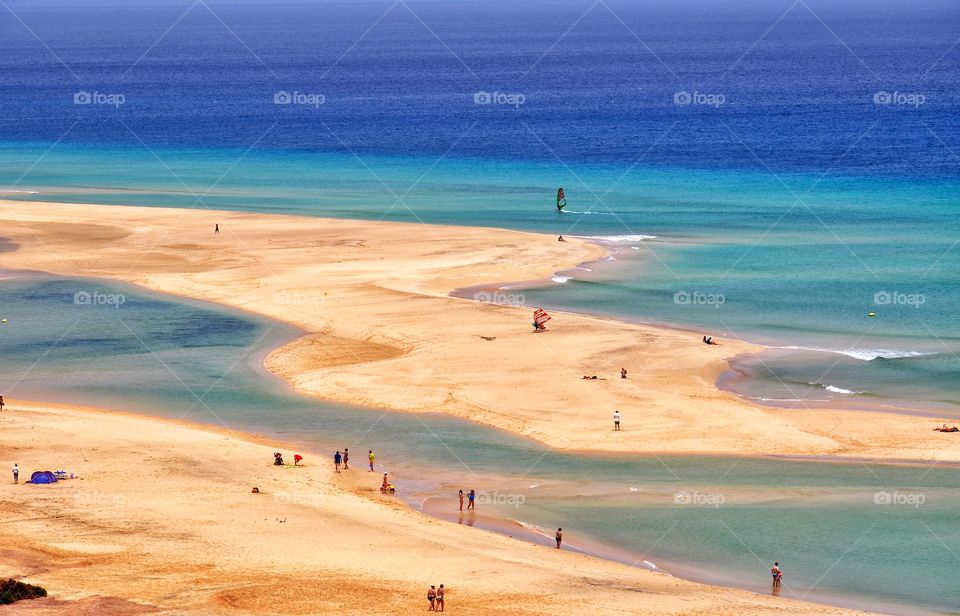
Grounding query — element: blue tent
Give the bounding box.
[30,471,58,484]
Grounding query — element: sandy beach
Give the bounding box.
[1,200,957,463]
[0,400,881,615]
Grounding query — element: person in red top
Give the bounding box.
[771,562,783,587]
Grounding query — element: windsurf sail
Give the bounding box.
[533,308,551,330]
[556,187,566,211]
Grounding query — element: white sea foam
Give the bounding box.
[778,345,934,361]
[578,234,658,242]
[551,275,571,283]
[0,189,38,194]
[823,385,860,395]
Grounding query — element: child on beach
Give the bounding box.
[771,562,783,587]
[458,489,464,511]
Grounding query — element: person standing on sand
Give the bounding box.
[436,584,445,611]
[427,585,437,611]
[342,448,349,469]
[621,368,627,379]
[12,463,18,484]
[215,224,219,234]
[0,394,5,411]
[368,450,375,471]
[555,528,563,549]
[613,410,621,431]
[334,450,342,473]
[467,489,475,510]
[458,489,464,511]
[771,562,783,588]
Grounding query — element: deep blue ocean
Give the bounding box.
[0,3,959,612]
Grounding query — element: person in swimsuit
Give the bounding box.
[620,368,627,379]
[342,448,349,469]
[467,489,475,510]
[215,224,219,234]
[436,584,445,612]
[334,450,342,473]
[771,562,782,587]
[427,585,437,611]
[555,528,563,549]
[458,489,464,511]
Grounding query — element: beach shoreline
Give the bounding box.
[2,199,959,463]
[0,399,891,616]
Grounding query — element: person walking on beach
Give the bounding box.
[620,368,627,379]
[613,410,621,431]
[467,489,476,510]
[342,448,349,469]
[368,450,375,472]
[458,489,464,511]
[771,562,783,588]
[334,450,342,473]
[214,224,219,234]
[427,585,437,611]
[12,463,18,484]
[0,394,5,412]
[436,584,445,612]
[555,528,563,549]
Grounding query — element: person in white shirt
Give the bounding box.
[613,411,621,431]
[12,463,19,484]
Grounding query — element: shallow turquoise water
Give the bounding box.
[3,142,958,410]
[1,275,958,614]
